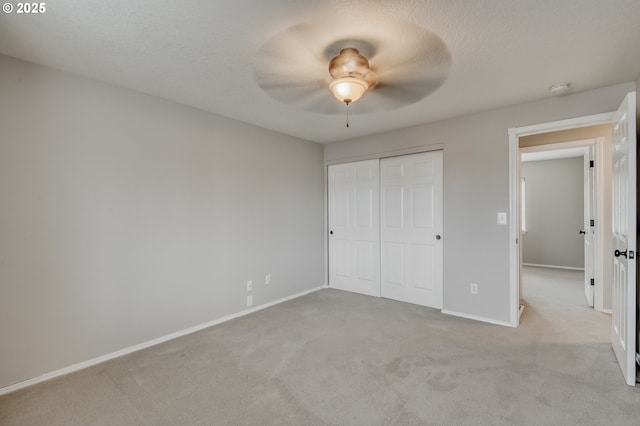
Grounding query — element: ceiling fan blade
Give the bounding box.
[298,89,343,114]
[261,84,326,105]
[376,60,451,87]
[257,83,341,115]
[371,28,451,70]
[372,56,451,108]
[258,81,323,90]
[253,24,331,108]
[253,20,329,78]
[255,50,326,82]
[371,82,436,105]
[286,23,330,64]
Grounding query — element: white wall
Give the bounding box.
[325,82,635,324]
[0,55,325,389]
[521,158,584,268]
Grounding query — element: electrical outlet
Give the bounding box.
[470,283,478,295]
[247,295,253,307]
[246,280,253,292]
[265,274,271,285]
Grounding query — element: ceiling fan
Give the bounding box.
[253,13,452,116]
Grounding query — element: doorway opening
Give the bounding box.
[508,114,616,327]
[519,136,609,314]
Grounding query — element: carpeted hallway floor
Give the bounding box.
[1,266,639,425]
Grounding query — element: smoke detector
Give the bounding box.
[549,82,570,96]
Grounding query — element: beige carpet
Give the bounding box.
[1,266,639,425]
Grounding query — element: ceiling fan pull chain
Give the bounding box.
[346,102,350,128]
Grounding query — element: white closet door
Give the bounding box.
[381,151,443,308]
[328,159,380,297]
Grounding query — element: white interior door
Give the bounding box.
[583,147,595,307]
[380,151,443,308]
[328,159,380,297]
[611,92,636,386]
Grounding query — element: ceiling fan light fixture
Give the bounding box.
[328,48,376,106]
[329,76,369,104]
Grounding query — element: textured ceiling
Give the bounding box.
[1,0,639,143]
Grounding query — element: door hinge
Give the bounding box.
[590,160,594,168]
[590,278,595,286]
[590,219,595,227]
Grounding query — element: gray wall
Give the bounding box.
[0,55,325,388]
[325,82,635,323]
[521,158,584,268]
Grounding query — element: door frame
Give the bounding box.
[519,138,605,310]
[508,112,614,327]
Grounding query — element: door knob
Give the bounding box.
[435,234,441,240]
[579,230,586,235]
[614,249,627,258]
[330,230,333,235]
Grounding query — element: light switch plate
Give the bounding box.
[247,295,253,307]
[497,212,507,225]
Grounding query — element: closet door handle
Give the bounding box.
[435,234,441,240]
[579,230,586,235]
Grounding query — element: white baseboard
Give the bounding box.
[523,263,584,271]
[441,309,515,328]
[0,285,325,396]
[602,308,612,314]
